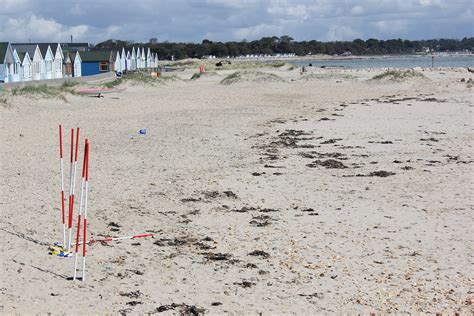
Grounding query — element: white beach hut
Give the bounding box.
[51,43,64,79]
[146,47,152,68]
[121,47,126,71]
[114,51,121,72]
[38,44,54,80]
[136,47,142,69]
[11,43,44,81]
[31,45,43,81]
[131,47,137,71]
[18,51,32,81]
[154,53,159,67]
[141,47,146,69]
[70,51,82,77]
[0,42,14,83]
[126,50,131,71]
[10,48,22,82]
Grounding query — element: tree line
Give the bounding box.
[95,36,474,60]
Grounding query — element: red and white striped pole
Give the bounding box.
[59,125,66,247]
[67,127,80,252]
[66,128,74,252]
[82,141,90,282]
[73,140,88,280]
[72,233,154,246]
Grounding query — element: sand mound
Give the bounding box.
[299,72,356,81]
[370,69,426,82]
[220,70,286,85]
[104,73,179,88]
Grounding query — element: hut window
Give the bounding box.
[99,62,109,71]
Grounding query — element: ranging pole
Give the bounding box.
[72,233,154,246]
[73,140,88,281]
[67,128,74,252]
[59,125,66,247]
[68,127,80,252]
[82,141,90,282]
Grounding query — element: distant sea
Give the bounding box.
[287,54,474,69]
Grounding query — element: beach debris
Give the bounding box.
[250,215,272,227]
[139,128,147,135]
[211,302,222,306]
[119,290,142,299]
[202,252,232,261]
[299,292,324,299]
[306,159,348,169]
[156,303,206,315]
[232,206,257,213]
[154,238,187,247]
[420,137,439,142]
[234,281,256,288]
[368,171,396,177]
[320,138,342,144]
[248,250,270,258]
[126,301,143,306]
[299,151,346,159]
[301,208,319,216]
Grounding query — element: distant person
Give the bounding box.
[309,63,312,67]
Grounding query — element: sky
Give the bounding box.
[0,0,472,44]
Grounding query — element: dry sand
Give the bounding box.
[0,65,473,314]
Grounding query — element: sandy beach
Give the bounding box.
[0,63,473,314]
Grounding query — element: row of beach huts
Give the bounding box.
[0,42,159,83]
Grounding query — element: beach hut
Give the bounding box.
[9,49,22,82]
[79,51,112,76]
[141,47,146,69]
[51,43,64,79]
[125,50,131,71]
[18,51,32,81]
[131,47,137,71]
[154,53,159,67]
[120,48,126,72]
[38,44,54,80]
[0,42,15,83]
[11,43,44,81]
[146,48,152,68]
[70,52,82,77]
[62,52,72,77]
[136,47,142,69]
[114,51,121,72]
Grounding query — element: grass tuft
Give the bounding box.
[220,71,285,85]
[372,70,425,81]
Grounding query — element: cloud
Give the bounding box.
[0,13,89,42]
[0,0,471,43]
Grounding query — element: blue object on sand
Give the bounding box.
[139,129,147,135]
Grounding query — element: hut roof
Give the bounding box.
[0,42,8,61]
[80,51,111,62]
[11,44,38,58]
